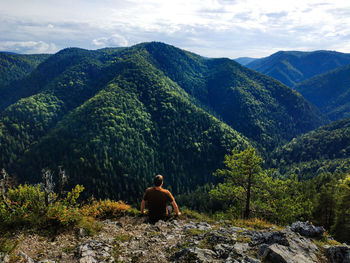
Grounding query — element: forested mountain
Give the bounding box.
[234,57,257,65]
[295,64,350,121]
[0,52,51,88]
[141,43,325,151]
[269,118,350,178]
[246,50,350,87]
[0,42,326,202]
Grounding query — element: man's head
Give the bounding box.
[153,174,163,187]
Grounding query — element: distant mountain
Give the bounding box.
[234,57,257,65]
[295,64,350,121]
[246,50,350,87]
[0,52,51,110]
[0,52,51,88]
[0,42,326,201]
[141,42,325,151]
[270,118,350,179]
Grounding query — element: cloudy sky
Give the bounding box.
[1,0,350,58]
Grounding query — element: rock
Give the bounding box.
[18,251,35,263]
[225,256,261,263]
[290,221,324,238]
[233,242,249,256]
[262,243,317,263]
[326,245,350,263]
[0,252,10,263]
[250,231,289,247]
[214,243,234,259]
[77,240,114,263]
[206,230,235,246]
[172,247,217,262]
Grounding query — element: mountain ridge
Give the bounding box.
[246,50,350,87]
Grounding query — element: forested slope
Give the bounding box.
[295,64,350,121]
[246,50,350,87]
[142,42,325,151]
[0,42,327,201]
[270,118,350,178]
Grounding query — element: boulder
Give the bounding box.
[326,245,350,263]
[262,243,317,263]
[250,231,289,247]
[290,221,324,238]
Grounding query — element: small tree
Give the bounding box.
[331,175,350,243]
[210,146,264,219]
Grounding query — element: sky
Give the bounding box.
[1,0,350,58]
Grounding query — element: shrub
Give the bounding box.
[80,199,131,219]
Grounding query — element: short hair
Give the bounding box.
[153,174,163,186]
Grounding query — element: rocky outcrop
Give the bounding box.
[3,218,344,262]
[290,221,324,238]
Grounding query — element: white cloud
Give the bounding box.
[1,0,350,57]
[92,34,128,47]
[0,41,58,54]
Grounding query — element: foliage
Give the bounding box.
[210,147,313,224]
[0,42,326,205]
[331,174,350,243]
[270,118,350,178]
[210,146,266,219]
[295,63,350,121]
[80,199,131,219]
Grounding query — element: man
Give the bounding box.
[140,174,181,223]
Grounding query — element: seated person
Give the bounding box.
[140,174,181,223]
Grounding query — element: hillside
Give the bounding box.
[0,52,50,88]
[246,50,350,87]
[141,42,325,151]
[0,42,326,201]
[295,64,350,121]
[269,118,350,178]
[234,57,257,65]
[0,45,249,202]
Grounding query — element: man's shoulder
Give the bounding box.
[145,187,154,193]
[161,188,174,198]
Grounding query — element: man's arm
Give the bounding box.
[140,199,146,214]
[172,199,181,216]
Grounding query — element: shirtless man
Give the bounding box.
[140,174,181,223]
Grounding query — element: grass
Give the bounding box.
[181,209,214,223]
[231,218,282,230]
[185,228,207,237]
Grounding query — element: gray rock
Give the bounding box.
[77,240,114,263]
[263,243,317,263]
[172,247,217,262]
[214,243,233,259]
[225,256,261,263]
[233,242,249,256]
[250,231,289,247]
[290,221,324,238]
[326,245,350,263]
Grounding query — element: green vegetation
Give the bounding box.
[1,42,350,244]
[270,118,350,178]
[0,169,131,234]
[246,50,350,87]
[0,52,50,88]
[209,147,312,224]
[295,63,350,121]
